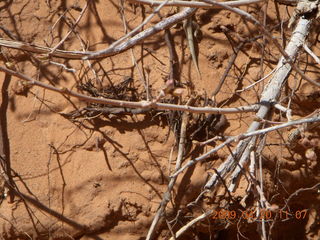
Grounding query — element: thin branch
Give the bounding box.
[146,101,191,240]
[84,7,197,59]
[50,0,89,54]
[257,147,267,240]
[0,66,259,114]
[283,182,320,209]
[169,210,213,240]
[0,37,87,59]
[127,0,264,9]
[0,7,195,60]
[111,0,170,50]
[48,61,76,73]
[200,0,320,87]
[228,137,256,192]
[211,40,245,98]
[170,115,320,178]
[303,43,320,65]
[0,0,264,60]
[237,68,277,93]
[120,0,150,99]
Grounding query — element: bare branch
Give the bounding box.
[0,0,265,61]
[110,0,170,51]
[169,210,213,240]
[0,66,258,114]
[200,0,320,87]
[50,0,90,54]
[126,0,264,9]
[204,16,314,189]
[171,115,320,179]
[303,43,320,65]
[146,100,192,240]
[0,8,195,60]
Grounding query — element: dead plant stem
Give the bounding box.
[0,66,259,115]
[146,101,191,240]
[171,114,320,178]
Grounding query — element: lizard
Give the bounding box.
[183,16,201,78]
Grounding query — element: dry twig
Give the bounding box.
[171,114,320,178]
[50,0,90,54]
[204,16,314,189]
[146,100,192,240]
[127,0,263,9]
[168,210,213,240]
[0,66,259,115]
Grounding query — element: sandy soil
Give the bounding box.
[0,0,320,239]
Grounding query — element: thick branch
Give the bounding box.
[204,17,312,189]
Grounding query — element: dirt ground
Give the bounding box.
[0,0,320,239]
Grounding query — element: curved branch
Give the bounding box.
[0,0,264,60]
[0,8,196,60]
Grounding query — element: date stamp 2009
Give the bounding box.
[212,209,308,221]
